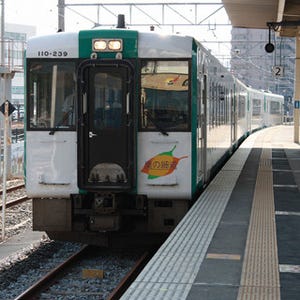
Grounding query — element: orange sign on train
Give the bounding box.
[141,145,188,179]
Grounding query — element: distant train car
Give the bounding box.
[25,20,283,246]
[264,91,284,126]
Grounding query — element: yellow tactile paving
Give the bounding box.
[237,131,280,300]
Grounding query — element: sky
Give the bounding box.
[5,0,232,66]
[6,0,58,34]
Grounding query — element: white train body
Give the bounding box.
[25,28,283,245]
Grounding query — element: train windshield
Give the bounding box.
[140,60,190,132]
[27,60,76,130]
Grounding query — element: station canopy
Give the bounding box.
[222,0,300,37]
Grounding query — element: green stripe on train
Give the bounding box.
[79,29,138,59]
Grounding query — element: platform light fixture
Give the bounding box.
[265,23,275,53]
[265,20,300,53]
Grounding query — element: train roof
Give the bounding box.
[26,29,194,59]
[25,28,284,101]
[264,90,284,102]
[234,78,284,100]
[27,32,78,58]
[137,31,193,58]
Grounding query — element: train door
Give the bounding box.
[231,89,237,144]
[78,61,135,190]
[199,74,207,182]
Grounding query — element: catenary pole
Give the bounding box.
[58,0,65,31]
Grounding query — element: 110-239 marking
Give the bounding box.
[37,50,69,57]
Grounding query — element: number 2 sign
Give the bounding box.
[272,66,284,77]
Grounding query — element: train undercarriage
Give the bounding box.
[32,193,189,248]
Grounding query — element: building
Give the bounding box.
[230,28,295,115]
[0,24,35,177]
[4,23,36,109]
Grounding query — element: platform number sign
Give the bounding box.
[272,66,284,77]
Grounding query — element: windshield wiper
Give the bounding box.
[145,110,169,136]
[49,109,73,135]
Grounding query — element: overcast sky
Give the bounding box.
[4,0,231,65]
[6,0,58,34]
[5,0,229,34]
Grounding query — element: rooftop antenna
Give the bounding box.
[116,14,125,29]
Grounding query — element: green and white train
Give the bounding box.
[25,19,283,246]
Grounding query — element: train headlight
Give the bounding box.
[108,40,122,51]
[93,40,107,51]
[92,39,123,52]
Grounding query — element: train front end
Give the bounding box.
[25,28,193,246]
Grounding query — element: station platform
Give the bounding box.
[0,229,46,263]
[121,125,300,300]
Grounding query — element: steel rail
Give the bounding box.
[0,183,25,195]
[107,251,153,300]
[14,244,89,300]
[0,195,29,210]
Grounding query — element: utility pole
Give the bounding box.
[0,0,5,241]
[1,0,4,66]
[0,0,14,240]
[294,36,300,143]
[58,0,65,31]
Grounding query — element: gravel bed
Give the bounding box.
[0,179,31,241]
[40,248,141,300]
[0,241,141,300]
[0,240,83,299]
[0,180,143,300]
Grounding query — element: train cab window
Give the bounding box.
[27,61,76,130]
[140,60,190,132]
[93,72,123,130]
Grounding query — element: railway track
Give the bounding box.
[0,195,28,210]
[107,251,152,300]
[0,181,31,242]
[0,183,28,210]
[13,245,152,300]
[15,244,90,300]
[0,183,25,195]
[0,181,154,299]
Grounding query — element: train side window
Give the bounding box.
[252,98,262,116]
[270,100,280,114]
[238,94,246,119]
[140,60,190,131]
[27,60,76,130]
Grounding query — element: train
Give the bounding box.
[25,17,284,247]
